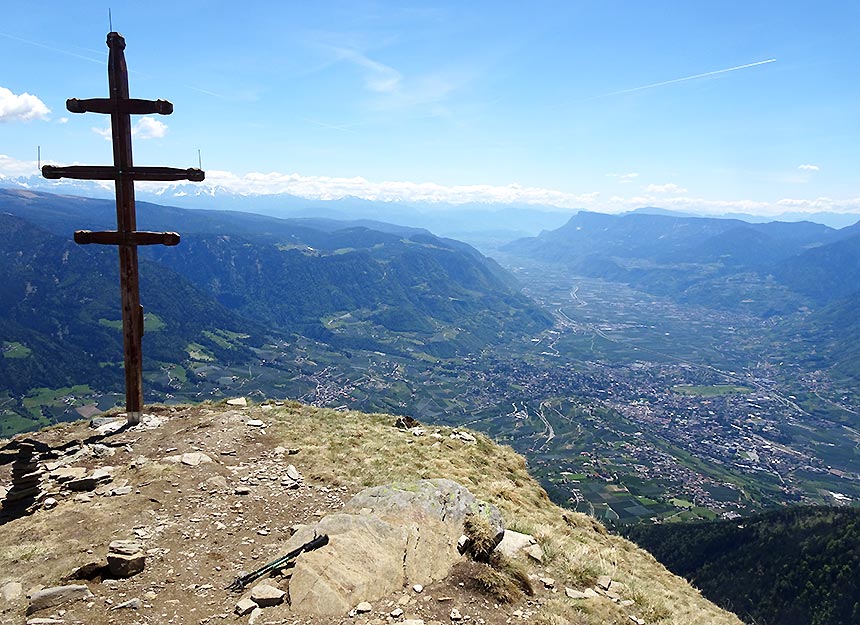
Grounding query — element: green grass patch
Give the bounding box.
[145,313,166,332]
[562,472,587,480]
[0,410,41,437]
[21,385,93,419]
[2,341,32,359]
[202,328,249,350]
[203,330,234,350]
[672,384,754,396]
[693,506,718,520]
[169,364,188,384]
[186,342,215,361]
[98,318,123,330]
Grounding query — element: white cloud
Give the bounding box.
[57,117,69,124]
[92,116,168,141]
[177,169,603,207]
[645,183,687,194]
[353,55,401,93]
[608,172,639,184]
[326,45,463,115]
[0,154,39,177]
[334,47,402,94]
[0,86,50,122]
[1,153,859,218]
[798,164,820,171]
[133,116,168,139]
[92,125,111,140]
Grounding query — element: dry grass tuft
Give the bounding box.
[459,552,534,605]
[463,513,499,562]
[490,551,534,597]
[0,542,53,566]
[467,560,524,604]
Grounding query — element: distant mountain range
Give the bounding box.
[3,175,859,237]
[502,210,860,381]
[503,210,859,309]
[0,177,573,246]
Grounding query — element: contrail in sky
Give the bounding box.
[0,31,105,64]
[598,58,777,99]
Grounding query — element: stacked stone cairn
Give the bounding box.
[2,443,43,511]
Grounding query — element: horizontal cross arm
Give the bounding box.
[43,165,205,182]
[74,230,181,246]
[131,167,205,182]
[66,98,174,115]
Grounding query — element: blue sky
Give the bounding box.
[1,1,858,215]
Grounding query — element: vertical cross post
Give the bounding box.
[42,32,204,425]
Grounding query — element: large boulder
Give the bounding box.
[287,514,408,615]
[285,479,503,615]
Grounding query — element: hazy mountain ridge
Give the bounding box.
[773,233,860,303]
[9,176,860,235]
[0,189,550,432]
[502,211,860,313]
[0,212,264,397]
[505,211,840,266]
[502,208,860,389]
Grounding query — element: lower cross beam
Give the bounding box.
[74,230,181,246]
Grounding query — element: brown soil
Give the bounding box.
[0,403,566,625]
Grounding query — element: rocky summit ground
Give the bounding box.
[0,400,744,625]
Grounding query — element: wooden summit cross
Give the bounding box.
[42,32,205,425]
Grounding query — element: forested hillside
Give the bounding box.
[625,506,860,625]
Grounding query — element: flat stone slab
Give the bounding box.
[180,452,213,466]
[250,584,285,607]
[566,588,593,599]
[109,540,143,555]
[164,452,214,466]
[235,598,257,615]
[49,467,87,482]
[27,585,93,614]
